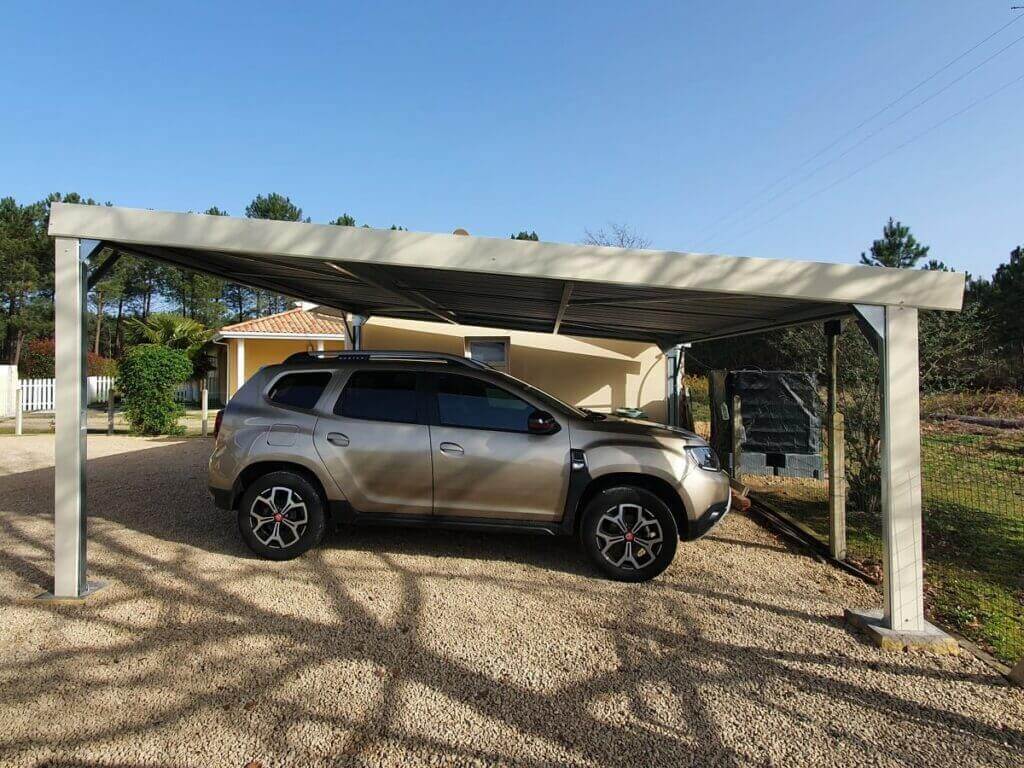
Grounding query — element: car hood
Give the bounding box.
[576,414,704,443]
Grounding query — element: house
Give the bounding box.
[213,304,669,421]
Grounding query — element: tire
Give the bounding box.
[580,486,678,582]
[237,471,326,560]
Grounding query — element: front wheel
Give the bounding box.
[238,471,326,560]
[580,487,678,582]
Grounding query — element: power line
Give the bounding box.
[692,12,1024,250]
[723,69,1024,247]
[701,27,1024,249]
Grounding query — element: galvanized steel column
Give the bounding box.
[879,305,925,632]
[663,345,681,427]
[53,237,89,597]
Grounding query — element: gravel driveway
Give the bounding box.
[1,435,1021,767]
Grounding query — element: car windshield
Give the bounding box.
[487,369,591,419]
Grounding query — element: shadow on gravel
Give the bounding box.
[1,438,1022,767]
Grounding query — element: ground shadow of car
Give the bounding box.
[0,437,599,583]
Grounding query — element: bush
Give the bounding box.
[19,338,117,378]
[116,345,192,435]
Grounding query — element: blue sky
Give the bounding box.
[3,2,1021,278]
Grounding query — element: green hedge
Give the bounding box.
[19,339,117,378]
[116,345,192,435]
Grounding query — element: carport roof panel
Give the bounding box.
[49,204,965,343]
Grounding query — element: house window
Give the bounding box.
[465,338,509,372]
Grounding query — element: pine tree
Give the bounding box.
[859,218,929,269]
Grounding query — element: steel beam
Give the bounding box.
[327,263,457,325]
[552,282,573,334]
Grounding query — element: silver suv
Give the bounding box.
[209,351,731,581]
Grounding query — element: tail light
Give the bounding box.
[213,409,224,437]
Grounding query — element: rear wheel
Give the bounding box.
[238,471,326,560]
[580,487,678,582]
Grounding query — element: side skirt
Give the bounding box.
[329,503,562,537]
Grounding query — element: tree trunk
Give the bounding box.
[12,328,25,369]
[115,297,125,356]
[94,290,105,355]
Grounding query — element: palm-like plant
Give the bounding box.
[128,314,215,382]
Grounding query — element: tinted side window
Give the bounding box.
[338,371,420,423]
[435,374,533,432]
[268,372,333,410]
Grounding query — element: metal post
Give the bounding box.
[845,305,953,651]
[679,344,695,432]
[878,305,924,631]
[201,383,209,437]
[663,345,681,427]
[350,314,367,350]
[825,320,846,560]
[107,388,115,435]
[49,237,101,599]
[15,385,23,436]
[731,395,743,479]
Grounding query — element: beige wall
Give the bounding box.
[223,321,668,422]
[225,338,346,396]
[364,317,668,423]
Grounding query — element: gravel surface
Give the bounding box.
[1,435,1021,767]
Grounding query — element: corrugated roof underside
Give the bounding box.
[109,243,849,343]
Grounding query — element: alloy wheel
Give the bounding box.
[594,503,664,570]
[250,486,309,549]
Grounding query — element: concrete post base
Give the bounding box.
[1011,659,1024,687]
[35,580,107,602]
[845,608,958,655]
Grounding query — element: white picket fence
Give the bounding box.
[19,378,56,412]
[8,372,218,413]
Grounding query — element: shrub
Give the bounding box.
[18,338,117,378]
[116,345,192,435]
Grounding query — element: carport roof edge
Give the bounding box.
[49,204,965,343]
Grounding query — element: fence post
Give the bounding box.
[829,412,847,559]
[201,382,209,437]
[107,387,115,435]
[15,385,23,436]
[731,394,743,479]
[825,319,847,560]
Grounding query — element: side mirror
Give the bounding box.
[528,409,560,435]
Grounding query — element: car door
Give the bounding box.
[313,368,432,516]
[426,372,570,521]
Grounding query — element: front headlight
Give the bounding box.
[686,445,720,471]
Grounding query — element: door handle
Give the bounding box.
[326,432,350,447]
[439,441,464,456]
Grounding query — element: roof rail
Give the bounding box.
[282,349,492,371]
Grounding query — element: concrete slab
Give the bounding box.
[845,608,959,655]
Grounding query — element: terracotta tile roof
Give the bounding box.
[218,308,348,336]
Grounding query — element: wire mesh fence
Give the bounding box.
[687,374,1024,664]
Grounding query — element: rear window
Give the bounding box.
[267,372,333,410]
[337,371,420,423]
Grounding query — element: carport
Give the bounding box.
[46,203,964,647]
